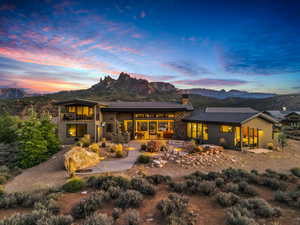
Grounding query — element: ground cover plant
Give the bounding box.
[0,168,299,225]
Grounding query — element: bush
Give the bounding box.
[197,181,216,195]
[260,177,288,191]
[107,186,121,199]
[87,175,130,190]
[89,143,100,154]
[140,144,147,151]
[157,193,189,217]
[130,178,156,195]
[71,191,109,219]
[112,208,122,220]
[37,214,73,225]
[124,209,140,225]
[146,141,161,152]
[291,167,300,177]
[216,192,240,207]
[238,182,258,197]
[83,213,113,225]
[0,175,7,185]
[136,154,151,164]
[240,198,281,218]
[224,183,240,194]
[168,181,187,193]
[146,174,171,185]
[215,178,225,188]
[62,177,85,193]
[0,185,4,197]
[274,190,300,208]
[226,207,258,225]
[115,190,143,208]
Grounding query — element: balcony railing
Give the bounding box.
[61,112,99,121]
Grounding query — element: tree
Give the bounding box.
[16,110,48,168]
[40,112,60,155]
[0,113,19,144]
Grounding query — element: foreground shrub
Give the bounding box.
[89,143,100,154]
[83,213,113,225]
[71,191,109,219]
[157,193,188,217]
[238,182,258,197]
[197,181,216,195]
[62,177,85,193]
[107,186,121,199]
[146,141,161,152]
[146,174,171,185]
[124,209,140,225]
[136,154,151,164]
[291,167,300,177]
[216,192,240,207]
[0,209,73,225]
[259,177,288,191]
[87,175,130,190]
[112,208,122,220]
[226,207,258,225]
[115,190,143,208]
[130,178,156,195]
[274,190,300,208]
[168,181,187,193]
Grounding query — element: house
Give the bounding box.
[183,108,278,150]
[54,98,278,150]
[54,95,193,144]
[265,110,300,128]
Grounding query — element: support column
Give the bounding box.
[240,125,243,151]
[94,105,97,142]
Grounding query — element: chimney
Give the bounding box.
[181,94,189,105]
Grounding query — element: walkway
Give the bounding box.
[77,141,142,174]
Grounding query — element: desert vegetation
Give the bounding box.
[0,168,299,225]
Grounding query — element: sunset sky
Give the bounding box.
[0,0,300,94]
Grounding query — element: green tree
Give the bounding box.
[16,110,48,168]
[0,113,19,144]
[40,112,60,155]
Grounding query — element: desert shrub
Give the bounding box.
[291,167,300,177]
[226,207,258,225]
[136,154,151,164]
[197,181,216,195]
[0,185,4,197]
[62,177,85,192]
[157,193,189,217]
[112,208,122,220]
[0,209,73,225]
[146,140,161,152]
[87,175,130,190]
[222,168,250,182]
[215,178,225,188]
[89,143,100,154]
[80,134,91,147]
[71,191,109,219]
[124,209,140,225]
[146,174,171,185]
[259,177,288,191]
[83,213,113,225]
[274,190,300,208]
[115,190,143,208]
[34,198,60,214]
[168,181,187,193]
[224,183,240,194]
[238,182,258,197]
[216,192,240,207]
[240,198,281,218]
[184,171,206,181]
[130,178,156,195]
[140,144,147,151]
[107,186,121,199]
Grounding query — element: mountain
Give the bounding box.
[0,88,28,99]
[185,88,276,99]
[0,73,299,115]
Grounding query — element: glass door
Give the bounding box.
[149,121,157,139]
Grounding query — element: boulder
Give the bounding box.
[64,146,101,175]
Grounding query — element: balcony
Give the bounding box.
[62,112,99,121]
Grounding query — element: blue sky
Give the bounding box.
[0,0,299,93]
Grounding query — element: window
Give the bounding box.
[106,123,113,133]
[66,124,87,137]
[124,120,133,133]
[137,121,148,131]
[220,125,233,133]
[187,122,192,138]
[158,122,168,131]
[203,124,208,140]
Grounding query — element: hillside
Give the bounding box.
[0,73,299,115]
[0,88,29,99]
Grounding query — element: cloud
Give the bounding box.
[173,78,248,87]
[163,61,213,76]
[132,33,143,39]
[221,23,300,75]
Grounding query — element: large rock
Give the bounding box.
[64,146,101,174]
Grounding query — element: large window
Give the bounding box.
[220,125,233,133]
[66,124,87,137]
[137,121,148,131]
[66,106,94,119]
[187,122,208,140]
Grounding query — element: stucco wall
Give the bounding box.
[205,123,236,149]
[242,117,274,148]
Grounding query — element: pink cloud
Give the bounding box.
[173,78,248,87]
[71,39,94,48]
[132,33,143,39]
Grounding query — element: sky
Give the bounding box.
[0,0,300,94]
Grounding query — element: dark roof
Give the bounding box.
[53,99,106,107]
[103,101,193,112]
[205,107,258,113]
[264,110,300,120]
[183,112,278,124]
